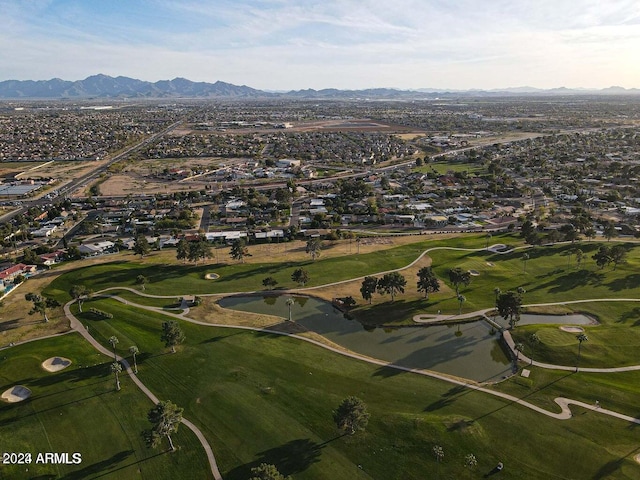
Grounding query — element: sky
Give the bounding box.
[1,0,639,90]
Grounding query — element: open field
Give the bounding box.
[62,297,640,479]
[4,233,640,477]
[0,332,211,479]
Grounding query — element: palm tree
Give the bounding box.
[111,361,122,391]
[457,294,466,315]
[286,298,294,322]
[108,336,119,360]
[485,232,492,250]
[529,333,540,365]
[493,287,501,303]
[129,345,139,374]
[576,333,588,372]
[522,253,530,273]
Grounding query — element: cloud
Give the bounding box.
[0,0,638,89]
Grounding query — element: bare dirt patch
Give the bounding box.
[1,385,31,403]
[42,356,72,372]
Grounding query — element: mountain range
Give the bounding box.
[0,74,639,99]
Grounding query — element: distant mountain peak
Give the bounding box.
[0,74,638,99]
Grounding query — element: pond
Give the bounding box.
[218,295,513,383]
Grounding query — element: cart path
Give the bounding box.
[63,301,223,480]
[87,293,640,428]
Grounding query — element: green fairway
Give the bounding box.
[0,333,211,479]
[64,296,640,479]
[43,233,506,304]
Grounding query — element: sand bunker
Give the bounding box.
[205,273,220,280]
[634,454,640,465]
[2,385,31,403]
[468,269,480,276]
[560,326,585,333]
[42,356,72,372]
[486,262,494,267]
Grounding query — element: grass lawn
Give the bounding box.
[67,297,640,479]
[0,333,211,479]
[43,233,499,303]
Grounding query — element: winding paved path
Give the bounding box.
[90,292,640,428]
[10,240,640,478]
[63,302,222,480]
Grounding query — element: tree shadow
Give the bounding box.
[591,446,640,479]
[605,274,640,292]
[528,269,605,294]
[224,438,323,480]
[59,449,134,480]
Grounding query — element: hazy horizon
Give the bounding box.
[1,1,639,91]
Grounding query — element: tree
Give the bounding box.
[69,284,92,313]
[108,335,119,360]
[333,396,370,435]
[448,267,471,295]
[592,245,612,269]
[433,444,444,463]
[496,290,523,329]
[529,333,540,365]
[144,400,183,451]
[136,274,148,291]
[416,267,439,300]
[376,272,407,302]
[493,287,501,303]
[262,277,278,290]
[457,294,466,315]
[360,276,378,304]
[188,237,212,264]
[249,463,291,480]
[66,245,82,260]
[522,252,530,273]
[464,453,478,469]
[134,235,151,257]
[609,244,627,270]
[25,293,59,323]
[576,333,588,371]
[485,233,492,250]
[603,221,618,242]
[286,298,294,322]
[161,321,185,353]
[230,238,249,263]
[514,342,524,363]
[129,345,140,374]
[176,238,188,263]
[111,361,122,391]
[305,238,322,261]
[291,268,309,287]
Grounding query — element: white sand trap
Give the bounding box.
[205,273,220,280]
[634,453,640,464]
[2,385,31,403]
[42,356,72,372]
[468,269,480,276]
[560,326,585,333]
[486,262,494,267]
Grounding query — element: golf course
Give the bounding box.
[3,233,640,479]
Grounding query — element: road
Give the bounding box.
[2,120,185,222]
